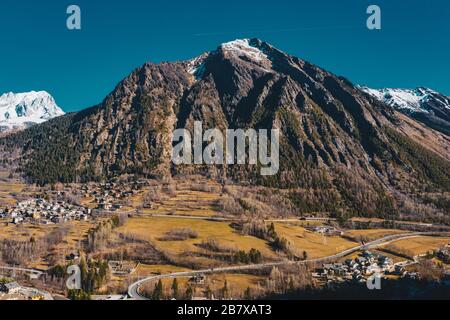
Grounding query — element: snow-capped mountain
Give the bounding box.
[1,38,449,220]
[360,86,450,135]
[0,91,65,133]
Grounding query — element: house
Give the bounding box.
[362,251,375,263]
[189,274,206,285]
[394,265,404,274]
[356,257,367,265]
[322,264,334,275]
[321,263,349,277]
[378,255,394,271]
[345,259,355,267]
[309,226,344,236]
[437,248,450,263]
[403,272,420,280]
[0,281,21,294]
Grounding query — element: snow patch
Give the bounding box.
[187,53,209,80]
[220,39,269,63]
[360,86,437,113]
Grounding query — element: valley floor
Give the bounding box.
[0,175,449,300]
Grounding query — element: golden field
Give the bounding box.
[140,189,222,218]
[0,182,26,207]
[116,216,277,260]
[273,222,357,259]
[383,236,450,257]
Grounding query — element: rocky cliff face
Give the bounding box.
[2,39,449,218]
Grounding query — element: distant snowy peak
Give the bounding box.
[360,86,450,114]
[0,91,65,132]
[360,86,450,135]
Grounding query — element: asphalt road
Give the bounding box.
[127,231,450,300]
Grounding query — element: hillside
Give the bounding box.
[360,87,450,135]
[1,39,449,221]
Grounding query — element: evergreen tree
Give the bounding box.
[222,279,229,299]
[244,287,252,300]
[152,279,164,300]
[171,278,179,299]
[185,286,193,300]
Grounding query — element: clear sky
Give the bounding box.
[0,0,449,112]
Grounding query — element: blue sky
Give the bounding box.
[0,0,449,112]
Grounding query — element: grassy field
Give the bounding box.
[0,219,58,241]
[116,216,278,261]
[273,223,357,259]
[135,263,191,276]
[140,189,222,218]
[0,219,96,270]
[116,216,364,267]
[383,236,450,257]
[0,182,26,207]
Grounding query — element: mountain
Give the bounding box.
[1,39,449,220]
[0,91,65,133]
[360,87,450,135]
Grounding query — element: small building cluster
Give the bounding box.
[307,225,344,237]
[108,261,137,276]
[189,274,206,285]
[436,247,450,264]
[315,251,394,283]
[0,198,91,225]
[81,180,148,211]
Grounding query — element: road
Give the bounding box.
[0,266,44,276]
[128,231,450,300]
[137,213,335,223]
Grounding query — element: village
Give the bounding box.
[0,198,92,225]
[0,177,152,225]
[315,251,396,285]
[80,178,149,211]
[315,244,450,288]
[0,175,449,300]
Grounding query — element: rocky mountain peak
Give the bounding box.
[0,91,65,133]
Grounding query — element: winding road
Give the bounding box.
[127,231,450,300]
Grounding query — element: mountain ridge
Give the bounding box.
[360,86,450,135]
[1,39,449,221]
